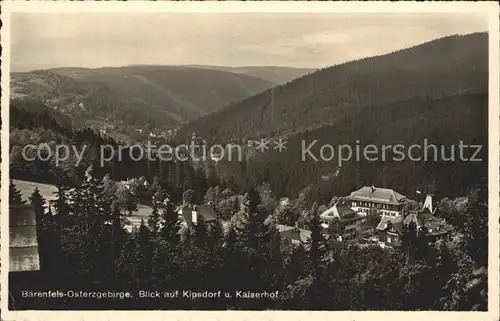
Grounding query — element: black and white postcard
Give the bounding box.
[1,2,499,321]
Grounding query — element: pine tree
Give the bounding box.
[402,221,418,263]
[192,214,207,245]
[268,228,284,289]
[30,187,46,218]
[461,184,488,267]
[151,176,162,195]
[415,224,430,261]
[247,187,270,243]
[9,180,25,205]
[136,220,153,289]
[148,203,161,235]
[182,189,195,206]
[307,202,327,279]
[231,187,270,247]
[274,202,300,226]
[204,187,215,204]
[52,183,70,232]
[327,217,344,242]
[115,235,139,291]
[457,181,488,310]
[160,198,180,244]
[30,187,47,270]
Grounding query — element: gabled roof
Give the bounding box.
[376,209,452,237]
[178,205,218,227]
[391,218,404,234]
[9,205,40,272]
[375,215,403,234]
[408,209,452,236]
[320,204,361,222]
[276,224,311,244]
[349,186,406,205]
[196,205,218,221]
[375,216,393,231]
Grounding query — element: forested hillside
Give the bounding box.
[177,33,488,202]
[179,33,488,142]
[187,65,314,85]
[214,93,487,203]
[11,65,274,139]
[9,99,214,205]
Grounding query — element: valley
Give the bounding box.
[10,65,280,141]
[8,27,490,311]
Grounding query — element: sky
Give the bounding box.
[10,12,488,72]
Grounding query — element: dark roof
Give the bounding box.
[391,218,404,234]
[403,209,448,231]
[9,205,40,272]
[375,216,393,231]
[196,205,218,221]
[414,210,453,236]
[376,210,452,237]
[178,205,218,227]
[375,215,403,234]
[276,224,311,243]
[349,186,406,205]
[337,206,357,219]
[320,205,362,222]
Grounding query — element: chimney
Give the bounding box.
[191,209,198,225]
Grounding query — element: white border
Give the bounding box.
[1,1,499,321]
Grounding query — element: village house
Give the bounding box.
[279,197,290,206]
[375,195,452,247]
[177,204,220,229]
[375,215,404,247]
[320,203,365,240]
[349,185,406,217]
[9,204,40,273]
[9,204,42,309]
[276,224,312,246]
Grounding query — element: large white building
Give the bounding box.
[349,186,406,217]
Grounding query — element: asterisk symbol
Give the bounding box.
[254,138,270,152]
[274,138,287,152]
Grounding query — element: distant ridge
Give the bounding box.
[179,32,488,142]
[10,65,275,138]
[175,32,488,201]
[185,65,315,85]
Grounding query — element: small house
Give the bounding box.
[276,224,311,245]
[375,216,404,246]
[178,205,219,229]
[320,204,365,240]
[9,204,42,309]
[9,204,40,273]
[376,195,453,247]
